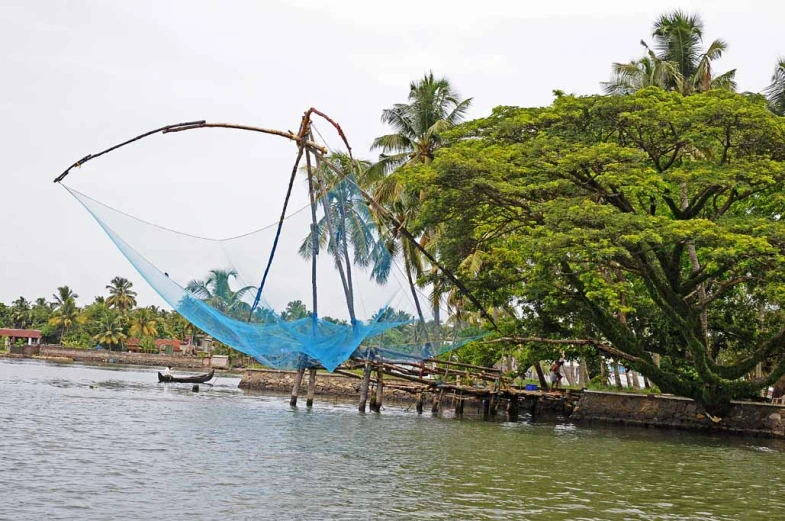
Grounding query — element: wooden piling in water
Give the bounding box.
[372,365,384,412]
[290,367,305,406]
[455,394,464,417]
[507,396,519,421]
[489,393,498,416]
[358,362,372,412]
[306,367,317,407]
[431,390,441,414]
[416,391,424,414]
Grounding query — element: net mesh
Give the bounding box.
[64,170,474,371]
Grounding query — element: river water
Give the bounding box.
[1,359,784,520]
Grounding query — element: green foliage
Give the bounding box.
[414,88,785,415]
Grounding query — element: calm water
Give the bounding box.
[1,359,784,520]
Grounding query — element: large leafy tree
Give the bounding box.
[605,10,735,95]
[106,277,137,314]
[414,88,785,416]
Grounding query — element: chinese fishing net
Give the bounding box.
[61,141,475,371]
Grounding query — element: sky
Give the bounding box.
[1,0,783,317]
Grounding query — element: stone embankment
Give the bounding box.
[571,390,785,438]
[239,368,421,403]
[6,345,214,369]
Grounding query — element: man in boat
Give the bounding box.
[549,360,565,390]
[162,366,172,377]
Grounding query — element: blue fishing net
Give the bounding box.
[64,173,474,371]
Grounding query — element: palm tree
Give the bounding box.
[281,300,309,321]
[53,286,78,307]
[129,307,159,339]
[370,71,471,176]
[10,297,32,329]
[765,58,785,115]
[49,298,82,343]
[93,314,127,351]
[604,10,735,95]
[299,153,394,322]
[368,74,471,339]
[106,277,137,313]
[185,269,255,317]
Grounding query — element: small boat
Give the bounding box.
[158,369,215,383]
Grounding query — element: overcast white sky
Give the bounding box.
[1,0,783,314]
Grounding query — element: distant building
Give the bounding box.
[125,337,195,355]
[1,329,42,356]
[0,328,42,347]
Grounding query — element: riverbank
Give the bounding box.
[241,368,785,438]
[0,345,230,370]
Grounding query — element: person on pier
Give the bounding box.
[549,360,565,390]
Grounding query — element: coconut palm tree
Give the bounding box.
[604,10,735,95]
[93,314,127,351]
[10,297,32,329]
[129,307,159,339]
[299,153,394,322]
[53,286,79,308]
[106,277,137,313]
[281,300,309,321]
[49,298,82,343]
[370,71,471,176]
[765,58,785,116]
[185,269,255,317]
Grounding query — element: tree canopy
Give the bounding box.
[410,88,785,415]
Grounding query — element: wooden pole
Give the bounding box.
[455,394,464,417]
[290,367,305,406]
[533,362,548,389]
[306,367,317,407]
[507,396,519,421]
[373,364,384,412]
[358,362,372,412]
[416,391,424,414]
[431,390,441,414]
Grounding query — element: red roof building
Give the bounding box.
[0,328,42,346]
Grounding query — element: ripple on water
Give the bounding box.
[2,359,785,520]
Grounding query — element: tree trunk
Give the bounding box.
[404,248,429,345]
[612,362,623,389]
[579,358,590,388]
[306,368,317,407]
[358,362,371,412]
[533,362,548,389]
[631,370,641,390]
[562,363,574,386]
[313,154,354,321]
[681,182,709,345]
[290,367,305,406]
